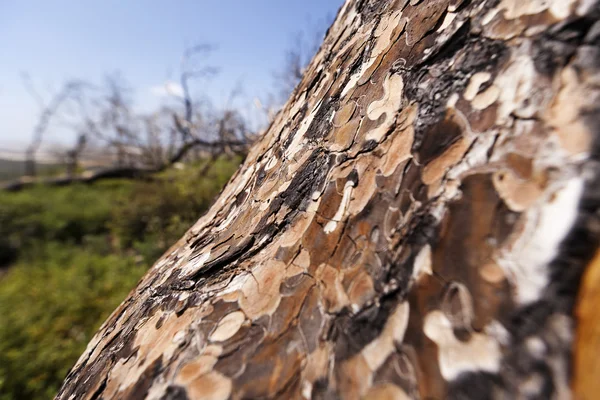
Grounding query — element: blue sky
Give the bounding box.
[0,0,343,151]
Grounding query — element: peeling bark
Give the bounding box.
[57,1,600,399]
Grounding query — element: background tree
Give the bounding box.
[22,75,86,177]
[273,17,332,103]
[5,47,255,191]
[63,133,87,177]
[57,1,600,399]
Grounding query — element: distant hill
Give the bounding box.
[0,158,63,181]
[0,146,117,182]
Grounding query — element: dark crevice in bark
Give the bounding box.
[534,10,600,75]
[89,376,108,400]
[330,292,399,362]
[190,236,256,279]
[406,33,509,153]
[160,385,189,400]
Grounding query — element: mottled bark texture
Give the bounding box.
[58,1,600,399]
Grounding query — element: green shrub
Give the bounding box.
[0,243,146,400]
[0,156,242,399]
[0,181,132,266]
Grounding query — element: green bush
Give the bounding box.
[0,181,132,266]
[0,156,242,399]
[0,243,146,400]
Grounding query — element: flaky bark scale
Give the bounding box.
[58,1,600,399]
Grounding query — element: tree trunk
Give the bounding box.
[57,1,600,399]
[24,148,36,177]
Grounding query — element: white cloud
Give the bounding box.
[150,81,184,98]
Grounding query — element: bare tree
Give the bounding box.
[22,74,85,176]
[256,16,333,123]
[173,44,219,143]
[170,45,250,159]
[84,48,250,172]
[3,46,260,191]
[272,16,332,103]
[80,73,143,168]
[64,133,87,177]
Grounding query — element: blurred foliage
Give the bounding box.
[0,181,132,265]
[0,244,145,400]
[0,156,241,399]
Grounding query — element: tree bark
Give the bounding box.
[57,1,600,399]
